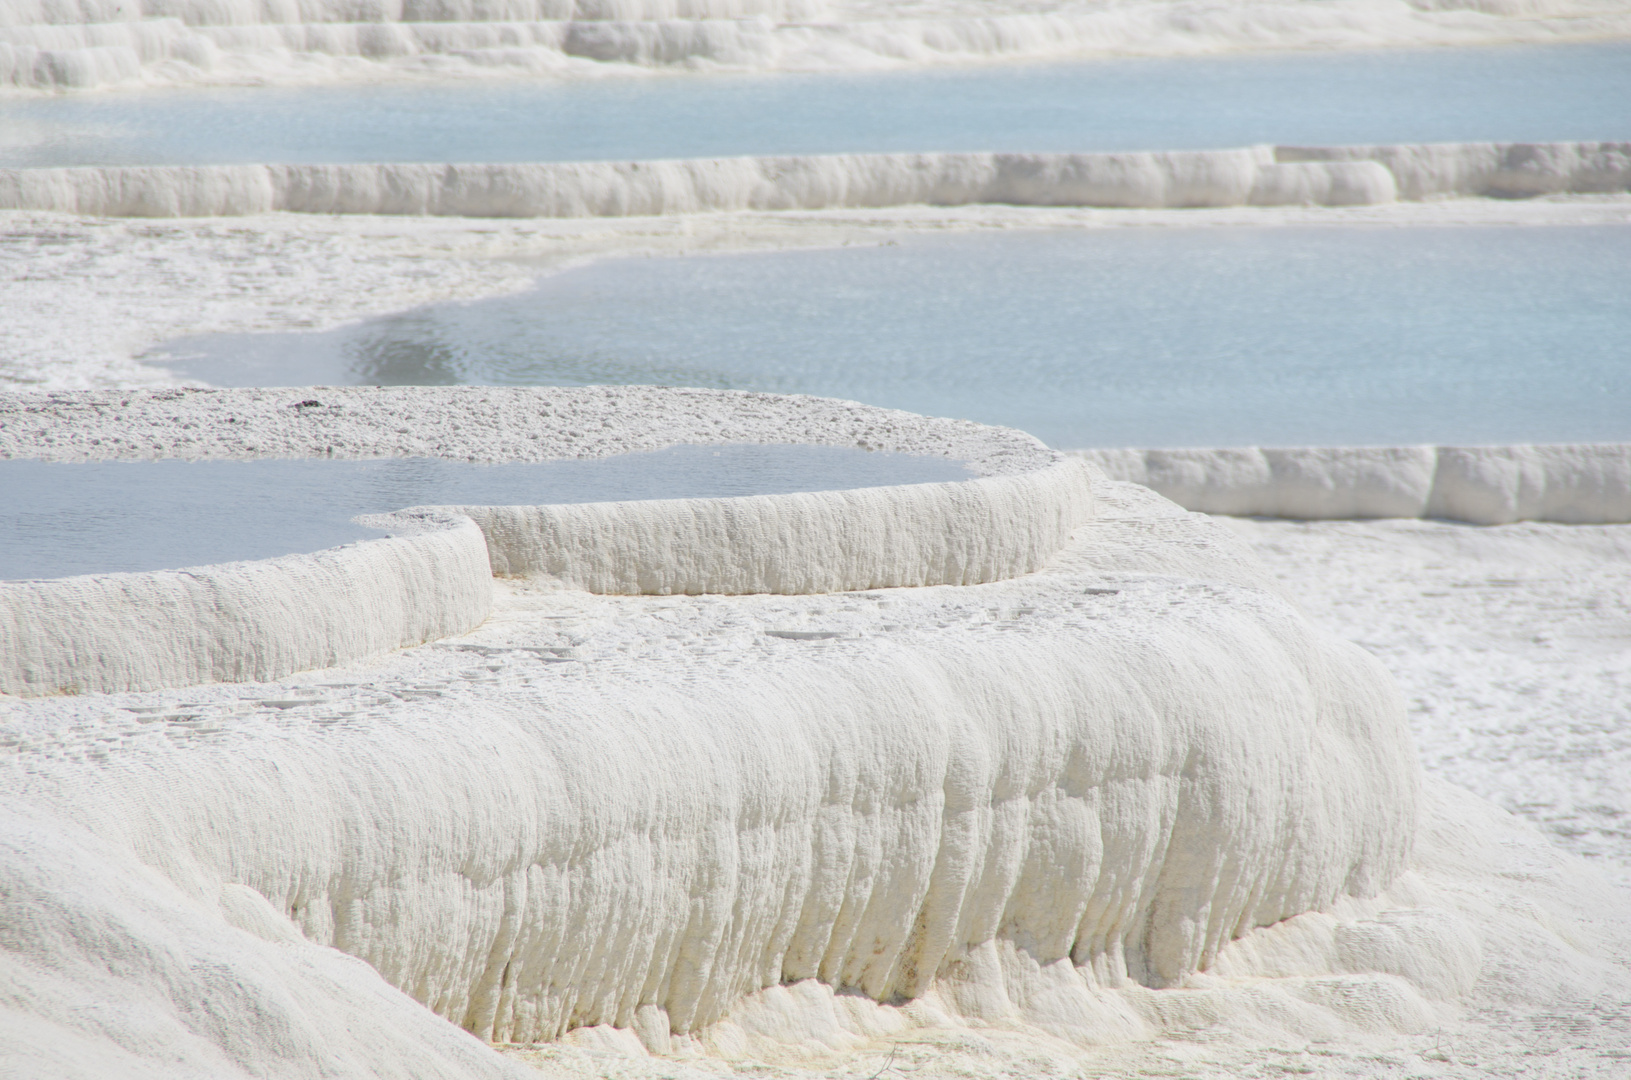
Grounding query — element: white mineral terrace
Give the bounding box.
[0,383,1416,1071]
[2,141,1628,217]
[1077,443,1631,525]
[5,0,1628,91]
[0,386,1086,695]
[2,385,1628,1079]
[4,0,1630,1066]
[0,383,1624,1080]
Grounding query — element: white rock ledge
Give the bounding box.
[434,458,1093,594]
[1,478,1423,1078]
[1,142,1624,218]
[3,1,1627,92]
[1077,443,1631,524]
[0,386,1090,695]
[0,511,493,697]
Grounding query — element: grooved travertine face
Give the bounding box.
[0,393,1425,1075]
[2,143,1625,218]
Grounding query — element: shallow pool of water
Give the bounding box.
[158,225,1631,450]
[5,42,1627,168]
[0,445,972,580]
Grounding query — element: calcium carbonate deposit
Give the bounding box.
[1078,443,1631,525]
[2,386,1629,1080]
[0,446,974,578]
[3,3,1630,1073]
[0,386,1426,1073]
[5,0,1630,92]
[0,387,1090,694]
[3,201,1631,1080]
[3,141,1627,218]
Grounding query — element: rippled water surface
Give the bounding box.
[0,446,972,579]
[5,42,1628,167]
[160,225,1631,449]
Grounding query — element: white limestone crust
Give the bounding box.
[0,510,493,696]
[0,800,539,1080]
[0,384,1054,473]
[1077,442,1631,524]
[2,478,1421,1074]
[441,457,1093,593]
[0,386,1085,693]
[0,148,1305,217]
[4,0,1627,91]
[10,389,1614,1080]
[1278,140,1631,200]
[2,142,1622,219]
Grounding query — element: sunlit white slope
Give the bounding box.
[0,803,536,1080]
[3,0,1629,90]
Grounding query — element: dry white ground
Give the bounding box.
[1228,517,1631,890]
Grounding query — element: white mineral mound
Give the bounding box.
[3,0,1628,91]
[2,387,1624,1079]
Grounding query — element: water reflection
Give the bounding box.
[161,305,749,392]
[345,315,466,386]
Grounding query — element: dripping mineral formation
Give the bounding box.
[0,386,1466,1077]
[6,0,1627,91]
[3,142,1627,217]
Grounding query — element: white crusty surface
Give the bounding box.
[502,496,1631,1079]
[1281,140,1631,200]
[1,477,1431,1077]
[1227,514,1631,881]
[2,0,1628,91]
[444,456,1093,594]
[0,384,1054,474]
[0,801,538,1080]
[1,143,1624,219]
[0,510,494,697]
[0,149,1378,217]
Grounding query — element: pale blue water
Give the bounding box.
[5,42,1628,168]
[158,225,1631,449]
[0,447,972,579]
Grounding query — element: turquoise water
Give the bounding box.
[0,446,972,579]
[5,42,1628,168]
[158,225,1631,449]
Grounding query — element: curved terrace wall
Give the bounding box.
[0,511,493,697]
[439,457,1093,594]
[0,386,1092,695]
[0,388,1447,1080]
